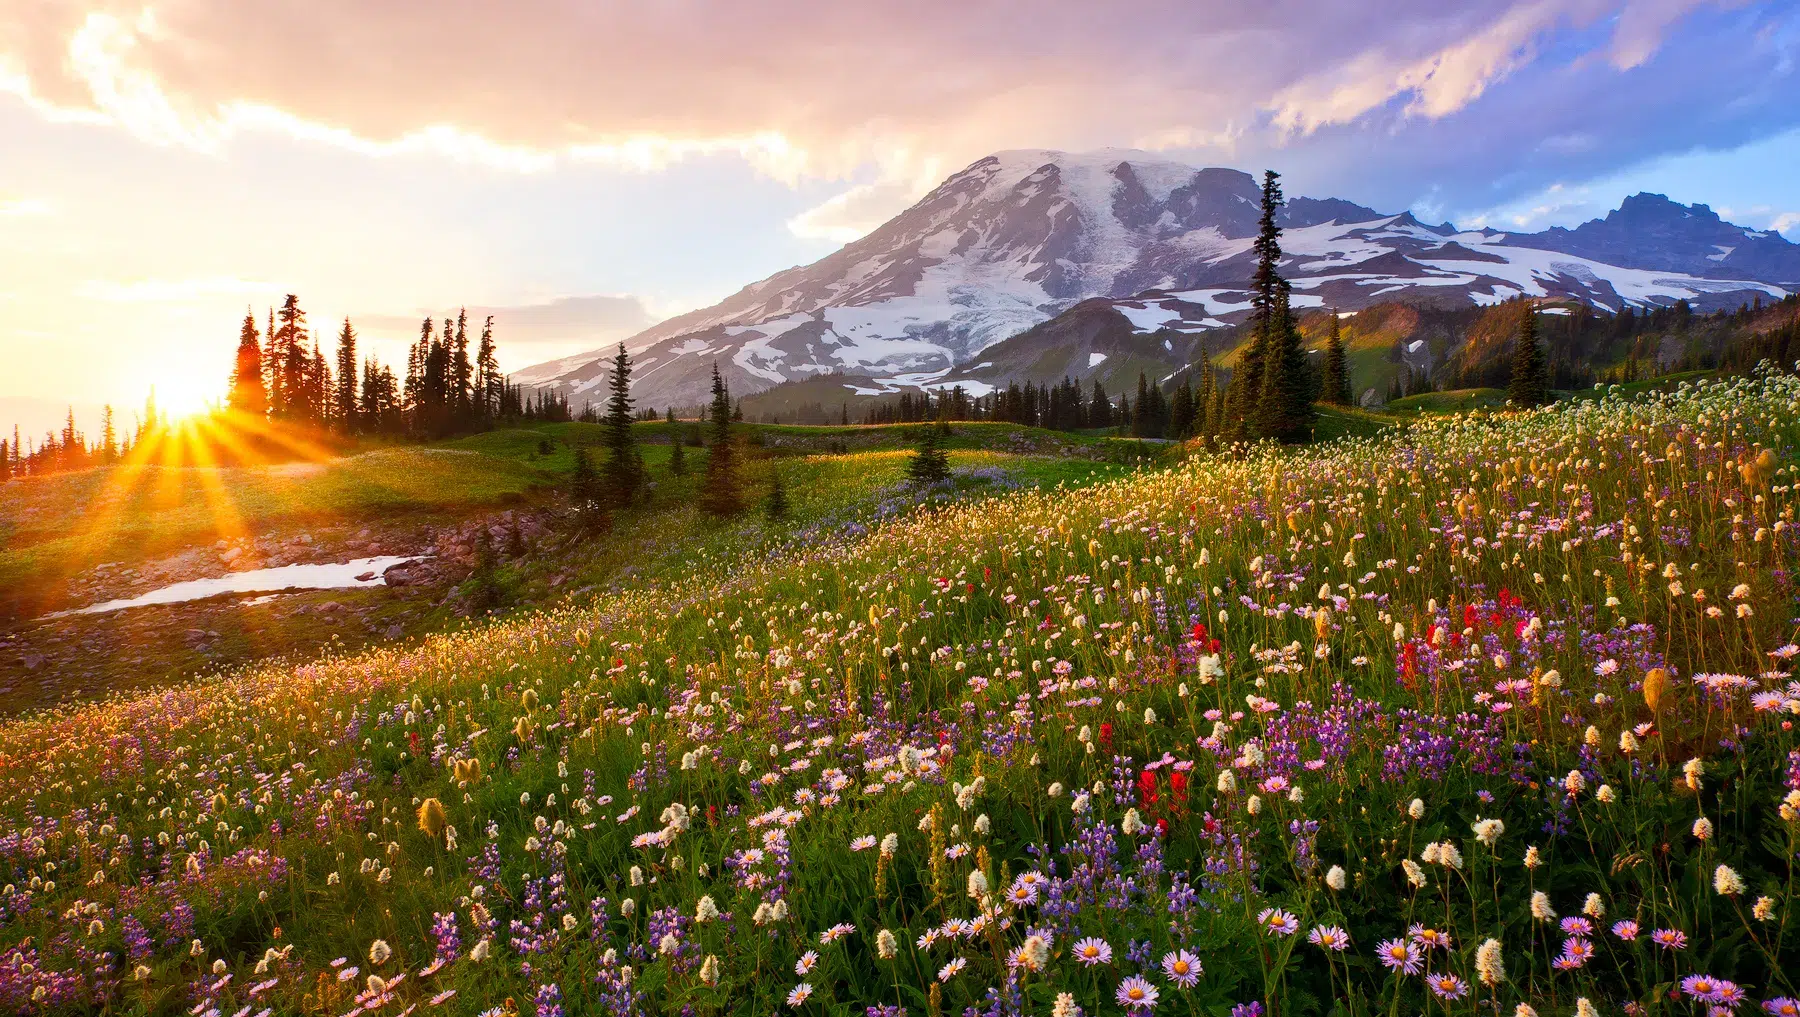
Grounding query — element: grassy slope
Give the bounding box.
[4,379,1796,1015]
[0,450,551,595]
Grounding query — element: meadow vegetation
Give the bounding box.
[1,375,1798,1016]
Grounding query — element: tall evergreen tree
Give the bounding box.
[1323,313,1353,406]
[100,406,117,462]
[273,295,308,419]
[600,343,645,507]
[1170,379,1196,438]
[451,309,473,422]
[1508,302,1551,408]
[1195,353,1218,440]
[1089,380,1112,430]
[229,311,268,418]
[1256,291,1315,443]
[1132,373,1152,437]
[334,318,359,431]
[699,363,743,516]
[669,426,687,476]
[474,316,500,421]
[1227,171,1290,439]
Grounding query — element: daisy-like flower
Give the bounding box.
[1652,928,1689,951]
[1427,974,1470,1000]
[1611,920,1640,941]
[794,950,818,976]
[1257,908,1300,936]
[1683,976,1724,1002]
[1161,950,1202,987]
[1072,937,1113,966]
[1376,938,1423,975]
[1409,925,1452,951]
[849,836,876,851]
[1560,938,1596,966]
[937,957,967,982]
[1005,882,1039,907]
[916,929,940,951]
[1560,917,1593,937]
[786,983,813,1007]
[819,923,855,944]
[1308,926,1350,951]
[1116,975,1160,1010]
[1718,983,1748,1008]
[1763,998,1800,1017]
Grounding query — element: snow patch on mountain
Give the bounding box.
[517,150,1798,409]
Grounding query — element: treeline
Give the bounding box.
[0,397,162,480]
[227,295,568,438]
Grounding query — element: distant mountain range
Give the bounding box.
[513,149,1797,409]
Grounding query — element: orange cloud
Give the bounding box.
[0,1,1720,184]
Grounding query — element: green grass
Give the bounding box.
[1311,404,1400,441]
[0,448,553,602]
[1380,386,1508,414]
[5,376,1798,1015]
[7,376,1800,1015]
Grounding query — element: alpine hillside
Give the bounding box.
[515,150,1798,409]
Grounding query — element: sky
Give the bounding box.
[2,0,1799,439]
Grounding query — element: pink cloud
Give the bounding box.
[0,1,1719,181]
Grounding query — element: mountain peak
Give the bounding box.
[1611,191,1721,224]
[516,150,1794,409]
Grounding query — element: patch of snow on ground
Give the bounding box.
[1115,302,1182,332]
[1089,352,1108,367]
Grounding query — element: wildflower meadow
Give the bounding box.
[4,373,1799,1017]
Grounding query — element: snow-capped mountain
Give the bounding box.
[519,150,1796,408]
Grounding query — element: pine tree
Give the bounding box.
[764,468,790,520]
[1132,373,1152,437]
[229,311,268,418]
[906,425,951,486]
[474,316,500,422]
[1228,172,1288,440]
[699,363,744,516]
[451,309,473,424]
[1324,313,1353,405]
[308,341,331,427]
[1507,302,1551,408]
[334,318,359,431]
[100,406,117,462]
[273,295,307,419]
[669,428,687,476]
[569,447,608,531]
[600,343,644,507]
[1170,379,1196,439]
[1088,380,1111,430]
[1256,291,1315,443]
[1195,354,1218,440]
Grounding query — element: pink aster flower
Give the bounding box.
[1116,975,1160,1010]
[1376,938,1422,975]
[1161,950,1202,988]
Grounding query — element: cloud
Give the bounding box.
[354,295,661,344]
[787,156,953,242]
[0,197,51,216]
[0,3,1739,175]
[74,275,276,301]
[0,0,1788,248]
[1772,211,1800,236]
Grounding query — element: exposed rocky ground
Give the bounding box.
[0,507,563,714]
